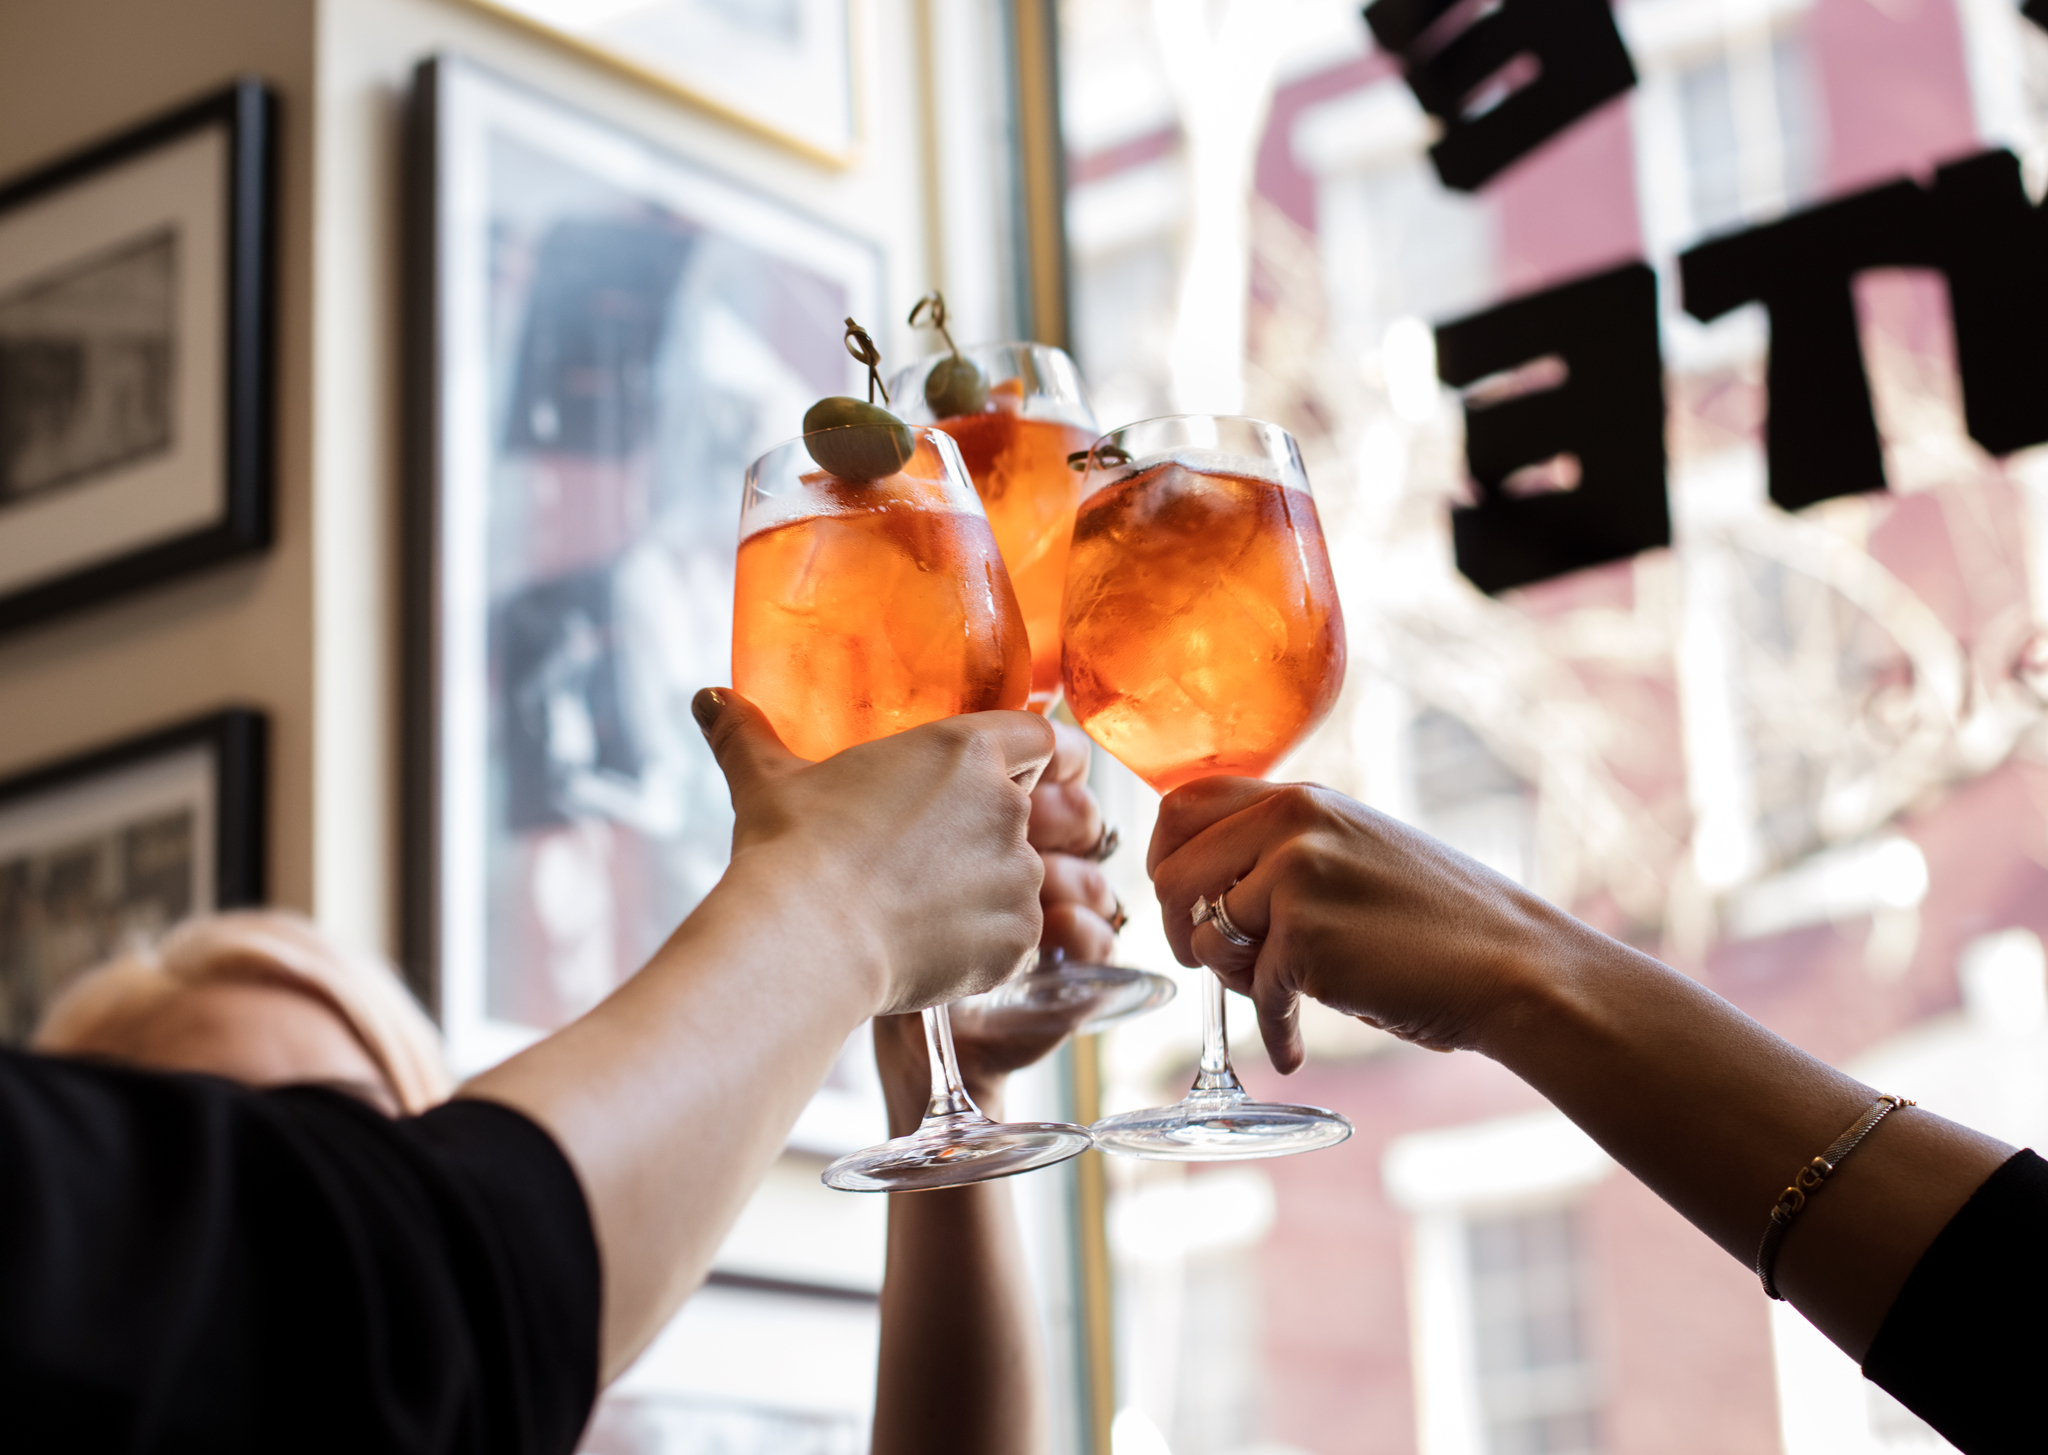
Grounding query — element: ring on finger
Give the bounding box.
[1080,824,1121,863]
[1191,878,1260,948]
[1108,896,1128,934]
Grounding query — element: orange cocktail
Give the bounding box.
[935,405,1094,708]
[736,408,1092,1195]
[891,342,1099,712]
[1062,457,1345,791]
[1062,414,1353,1163]
[732,428,1030,763]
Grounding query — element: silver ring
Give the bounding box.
[1191,879,1259,947]
[1081,824,1121,863]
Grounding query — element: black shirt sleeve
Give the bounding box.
[0,1048,600,1455]
[1863,1147,2048,1455]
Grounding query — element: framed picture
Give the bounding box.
[0,80,275,635]
[0,709,267,1043]
[459,0,858,167]
[407,55,885,1125]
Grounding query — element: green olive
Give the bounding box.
[802,397,916,482]
[924,354,989,420]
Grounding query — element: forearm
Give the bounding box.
[1483,902,2011,1358]
[872,1085,1049,1455]
[465,848,887,1381]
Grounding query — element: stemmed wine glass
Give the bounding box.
[889,302,1176,1035]
[732,421,1094,1190]
[1061,415,1354,1160]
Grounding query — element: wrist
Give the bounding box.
[717,841,895,1019]
[1467,892,1618,1064]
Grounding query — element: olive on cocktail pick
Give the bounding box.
[909,291,988,419]
[804,317,915,482]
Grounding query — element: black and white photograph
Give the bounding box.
[411,55,882,1088]
[0,709,265,1043]
[411,57,898,1445]
[0,229,176,503]
[0,79,272,633]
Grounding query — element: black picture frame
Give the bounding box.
[0,708,268,1041]
[0,78,276,634]
[404,54,883,1077]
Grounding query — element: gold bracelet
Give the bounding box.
[1755,1094,1914,1300]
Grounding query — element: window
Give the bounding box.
[1675,30,1823,240]
[1467,1208,1602,1455]
[1411,709,1538,889]
[1385,1113,1613,1455]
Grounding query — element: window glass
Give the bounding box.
[1059,1,2048,1452]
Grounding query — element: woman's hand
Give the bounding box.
[698,688,1057,1016]
[1148,776,2018,1375]
[1146,777,1565,1073]
[872,721,1120,1133]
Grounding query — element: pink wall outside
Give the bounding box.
[1489,94,1645,294]
[1810,0,1980,192]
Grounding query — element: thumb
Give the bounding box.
[694,688,807,809]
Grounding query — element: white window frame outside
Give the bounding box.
[1384,1111,1615,1455]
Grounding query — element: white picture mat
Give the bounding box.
[431,59,882,1075]
[477,0,856,160]
[0,126,228,594]
[0,744,218,914]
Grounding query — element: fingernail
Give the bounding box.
[692,688,725,736]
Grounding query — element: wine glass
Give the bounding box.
[1061,415,1354,1160]
[732,421,1093,1191]
[890,326,1177,1034]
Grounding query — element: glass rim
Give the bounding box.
[1088,411,1298,443]
[741,422,979,519]
[888,338,1081,373]
[1069,413,1309,488]
[747,418,953,465]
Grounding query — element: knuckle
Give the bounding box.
[1268,836,1320,883]
[1270,783,1327,829]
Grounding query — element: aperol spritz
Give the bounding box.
[732,463,1030,762]
[1063,415,1352,1161]
[734,421,1091,1191]
[894,329,1175,1034]
[891,340,1097,712]
[1062,454,1345,792]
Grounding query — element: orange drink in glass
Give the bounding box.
[890,341,1177,1036]
[733,442,1030,761]
[1063,415,1353,1161]
[733,422,1092,1192]
[1061,455,1346,792]
[890,343,1098,714]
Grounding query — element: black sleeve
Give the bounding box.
[1863,1147,2048,1455]
[0,1048,600,1455]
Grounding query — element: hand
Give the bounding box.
[1147,778,1561,1073]
[1032,722,1119,964]
[697,689,1056,1015]
[870,723,1119,1133]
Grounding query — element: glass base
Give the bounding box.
[958,960,1178,1036]
[1091,1088,1353,1161]
[822,1111,1094,1192]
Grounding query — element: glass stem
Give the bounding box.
[1190,971,1245,1096]
[921,1004,983,1122]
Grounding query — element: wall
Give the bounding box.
[0,0,954,966]
[310,0,948,967]
[0,0,321,912]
